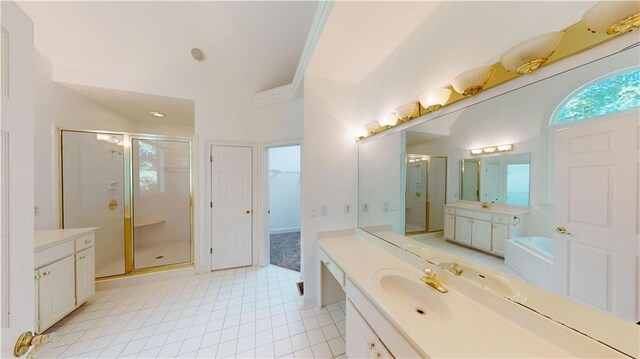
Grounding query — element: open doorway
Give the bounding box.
[267,145,301,272]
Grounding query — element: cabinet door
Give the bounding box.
[34,271,39,331]
[492,223,509,255]
[454,217,472,245]
[472,220,492,251]
[346,300,377,359]
[75,248,95,304]
[38,256,75,331]
[444,214,455,240]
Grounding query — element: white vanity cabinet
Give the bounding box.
[346,300,393,359]
[37,256,76,331]
[35,228,96,332]
[444,207,456,240]
[446,205,527,257]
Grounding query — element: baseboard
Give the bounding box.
[269,227,301,235]
[96,266,196,290]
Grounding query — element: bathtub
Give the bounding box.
[505,236,554,292]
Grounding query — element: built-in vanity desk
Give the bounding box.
[35,228,96,332]
[318,233,627,358]
[444,202,528,256]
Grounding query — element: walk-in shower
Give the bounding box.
[60,130,192,278]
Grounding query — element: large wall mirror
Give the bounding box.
[460,153,530,206]
[358,45,639,356]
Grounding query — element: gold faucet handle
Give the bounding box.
[423,267,435,278]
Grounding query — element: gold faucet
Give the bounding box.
[420,268,448,293]
[481,202,491,209]
[450,263,464,276]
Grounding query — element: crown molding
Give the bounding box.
[252,1,334,108]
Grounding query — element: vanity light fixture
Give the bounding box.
[497,144,513,152]
[451,66,494,96]
[149,111,166,118]
[419,88,452,112]
[364,121,380,135]
[500,31,564,74]
[395,102,418,121]
[377,113,398,128]
[470,144,513,156]
[96,134,111,142]
[582,1,640,35]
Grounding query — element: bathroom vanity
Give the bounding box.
[444,203,528,256]
[34,228,96,332]
[317,232,630,358]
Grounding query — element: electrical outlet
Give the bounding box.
[344,203,351,214]
[362,203,369,213]
[390,202,397,211]
[310,207,318,217]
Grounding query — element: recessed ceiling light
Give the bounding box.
[149,111,165,118]
[191,48,205,62]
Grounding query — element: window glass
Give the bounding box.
[551,68,640,125]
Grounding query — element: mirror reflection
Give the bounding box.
[460,153,530,207]
[405,154,447,234]
[358,46,639,337]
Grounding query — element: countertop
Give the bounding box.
[35,228,97,251]
[318,234,624,358]
[446,201,529,215]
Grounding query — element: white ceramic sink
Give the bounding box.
[374,268,452,321]
[435,260,518,298]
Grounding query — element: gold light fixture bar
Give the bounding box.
[357,11,637,141]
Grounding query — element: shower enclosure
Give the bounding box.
[60,130,192,278]
[405,155,448,234]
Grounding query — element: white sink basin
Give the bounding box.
[435,260,518,298]
[374,268,452,321]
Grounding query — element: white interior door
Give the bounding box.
[210,145,253,270]
[481,159,503,203]
[1,3,35,356]
[554,113,638,321]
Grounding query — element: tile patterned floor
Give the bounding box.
[40,265,347,359]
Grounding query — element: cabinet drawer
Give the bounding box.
[35,240,74,269]
[493,214,511,225]
[444,207,456,215]
[75,233,94,251]
[319,249,345,286]
[456,209,492,221]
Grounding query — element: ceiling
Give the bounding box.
[60,82,194,126]
[18,1,318,101]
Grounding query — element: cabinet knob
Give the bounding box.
[79,255,86,260]
[368,342,375,350]
[41,271,50,277]
[373,352,381,359]
[84,239,91,244]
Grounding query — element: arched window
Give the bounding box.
[550,67,640,126]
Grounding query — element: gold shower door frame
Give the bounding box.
[58,129,194,279]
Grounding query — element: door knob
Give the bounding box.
[555,226,571,235]
[246,210,251,214]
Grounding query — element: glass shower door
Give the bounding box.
[132,138,191,269]
[61,131,125,277]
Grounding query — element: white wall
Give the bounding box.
[301,75,359,305]
[268,145,300,234]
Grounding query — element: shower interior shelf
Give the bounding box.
[133,218,166,228]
